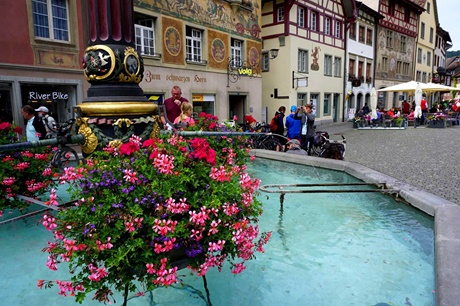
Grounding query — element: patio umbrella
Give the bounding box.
[414,82,422,119]
[377,80,423,94]
[370,87,378,119]
[422,83,459,94]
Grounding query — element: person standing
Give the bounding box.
[35,106,57,138]
[295,104,315,155]
[161,86,189,128]
[21,105,46,141]
[270,106,286,151]
[421,94,428,124]
[285,105,301,140]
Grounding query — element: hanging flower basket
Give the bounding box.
[38,113,271,305]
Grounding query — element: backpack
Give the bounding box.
[269,114,280,132]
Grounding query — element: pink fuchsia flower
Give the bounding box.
[231,262,246,274]
[153,153,175,175]
[1,177,15,186]
[123,169,138,183]
[14,162,30,171]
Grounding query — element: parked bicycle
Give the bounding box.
[48,119,81,169]
[317,134,347,160]
[247,123,286,151]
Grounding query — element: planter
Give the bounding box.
[429,120,447,128]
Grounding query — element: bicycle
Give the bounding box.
[48,119,82,169]
[248,123,284,151]
[311,130,330,156]
[317,134,346,160]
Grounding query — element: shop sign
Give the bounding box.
[29,91,69,100]
[192,95,204,101]
[238,68,253,76]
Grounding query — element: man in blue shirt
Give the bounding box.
[285,105,301,140]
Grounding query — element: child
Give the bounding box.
[174,102,195,126]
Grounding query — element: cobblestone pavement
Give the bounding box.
[316,122,460,205]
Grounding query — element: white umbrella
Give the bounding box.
[370,87,378,119]
[414,82,422,119]
[377,81,423,94]
[422,83,459,94]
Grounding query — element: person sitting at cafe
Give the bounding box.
[429,103,438,113]
[401,100,411,114]
[386,109,395,118]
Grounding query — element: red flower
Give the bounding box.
[142,138,157,148]
[13,126,22,134]
[119,141,140,156]
[0,122,12,131]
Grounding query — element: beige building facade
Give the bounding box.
[261,0,355,124]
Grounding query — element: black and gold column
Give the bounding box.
[75,0,159,155]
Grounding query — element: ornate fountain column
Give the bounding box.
[75,0,159,154]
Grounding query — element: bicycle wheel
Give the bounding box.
[261,136,281,151]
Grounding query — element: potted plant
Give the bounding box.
[427,113,447,128]
[38,113,272,305]
[0,121,59,215]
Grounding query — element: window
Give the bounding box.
[389,0,395,16]
[366,62,371,79]
[400,35,406,52]
[297,7,305,27]
[404,7,410,22]
[397,61,402,74]
[386,30,393,48]
[323,93,331,115]
[427,2,430,13]
[334,57,341,77]
[324,55,332,76]
[324,17,331,35]
[230,38,243,67]
[427,51,431,66]
[358,61,363,79]
[310,93,319,117]
[349,59,355,77]
[429,27,433,43]
[382,57,388,71]
[298,49,309,72]
[335,21,341,38]
[417,48,422,64]
[298,93,306,105]
[310,11,318,31]
[366,28,373,46]
[403,62,410,75]
[32,0,69,41]
[349,22,356,40]
[262,52,269,71]
[135,19,155,56]
[358,25,365,43]
[186,27,203,63]
[422,72,427,83]
[420,22,425,39]
[277,6,284,22]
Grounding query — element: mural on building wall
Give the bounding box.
[208,29,229,69]
[377,28,415,81]
[135,0,261,41]
[162,17,184,65]
[311,46,321,71]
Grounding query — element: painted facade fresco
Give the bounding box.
[162,17,185,65]
[134,0,261,41]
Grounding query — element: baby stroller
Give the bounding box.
[317,134,346,160]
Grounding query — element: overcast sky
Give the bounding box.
[436,0,458,50]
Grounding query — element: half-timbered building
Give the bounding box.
[261,0,356,124]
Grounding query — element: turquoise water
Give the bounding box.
[0,158,435,306]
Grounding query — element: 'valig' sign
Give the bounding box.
[238,68,253,76]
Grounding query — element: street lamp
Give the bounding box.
[269,48,279,59]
